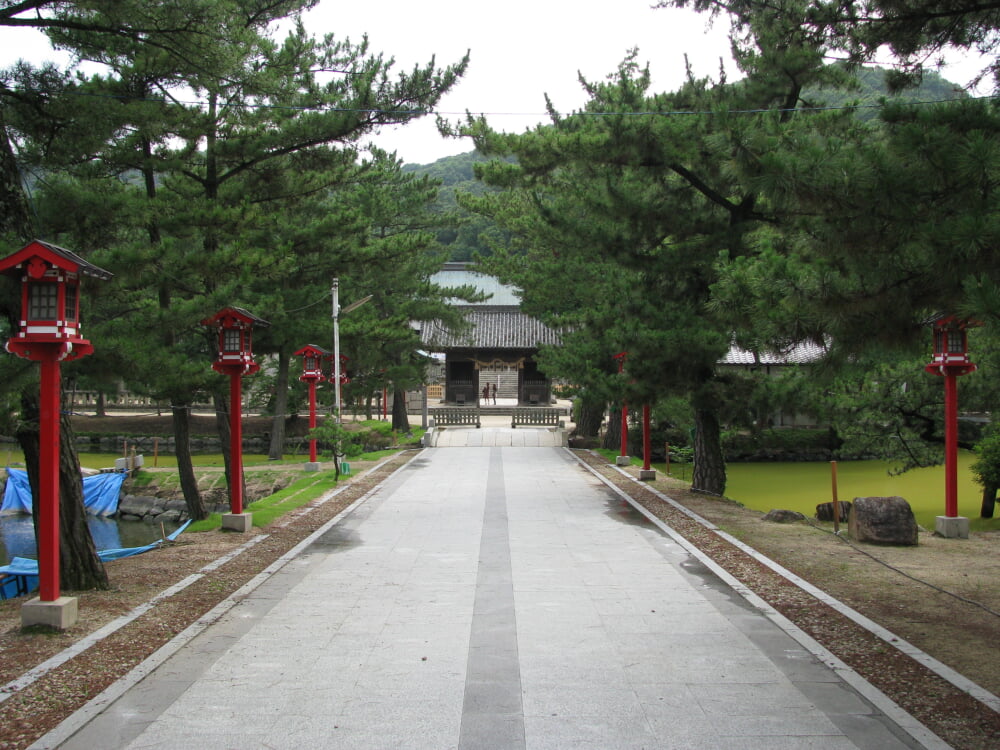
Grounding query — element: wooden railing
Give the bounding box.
[511,408,562,428]
[430,408,481,428]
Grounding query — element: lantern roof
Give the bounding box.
[926,313,981,330]
[294,344,330,358]
[0,239,113,280]
[200,306,270,329]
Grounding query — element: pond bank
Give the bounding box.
[724,452,997,530]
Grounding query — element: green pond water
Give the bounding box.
[723,452,999,530]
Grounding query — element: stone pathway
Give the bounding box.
[44,447,933,750]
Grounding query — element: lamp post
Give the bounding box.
[613,351,630,466]
[0,240,112,629]
[332,279,341,422]
[925,315,978,539]
[201,307,269,533]
[295,344,328,471]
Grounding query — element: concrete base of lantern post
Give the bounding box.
[638,469,657,481]
[303,462,322,472]
[615,455,631,467]
[221,513,253,533]
[934,515,970,539]
[22,596,78,630]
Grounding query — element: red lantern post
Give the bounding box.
[0,241,111,628]
[925,315,978,538]
[295,345,328,470]
[202,308,269,532]
[613,352,630,466]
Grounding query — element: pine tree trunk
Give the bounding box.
[391,387,410,432]
[981,484,997,519]
[172,404,207,520]
[268,350,290,461]
[602,406,622,450]
[213,387,236,500]
[17,390,108,592]
[0,112,34,239]
[575,397,605,438]
[692,407,726,496]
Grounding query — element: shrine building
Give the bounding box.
[420,263,561,406]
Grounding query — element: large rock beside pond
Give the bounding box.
[848,496,918,545]
[816,500,851,522]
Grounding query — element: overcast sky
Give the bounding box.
[304,0,735,163]
[0,1,986,165]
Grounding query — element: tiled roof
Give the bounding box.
[720,341,827,365]
[420,306,561,350]
[419,298,824,365]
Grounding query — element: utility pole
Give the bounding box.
[332,278,341,424]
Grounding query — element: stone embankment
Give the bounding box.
[116,494,231,524]
[73,434,285,455]
[116,472,296,523]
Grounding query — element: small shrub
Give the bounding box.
[359,420,394,437]
[972,425,1000,490]
[362,432,394,452]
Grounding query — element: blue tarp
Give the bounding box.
[1,469,126,516]
[0,520,191,600]
[0,557,38,599]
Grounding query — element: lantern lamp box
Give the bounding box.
[0,240,112,361]
[927,314,980,369]
[294,344,331,382]
[201,307,270,376]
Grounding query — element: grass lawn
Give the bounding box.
[185,470,342,532]
[183,448,403,532]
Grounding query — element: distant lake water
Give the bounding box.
[724,452,984,529]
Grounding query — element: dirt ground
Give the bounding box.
[1,430,999,749]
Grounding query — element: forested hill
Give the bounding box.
[405,66,965,262]
[402,151,504,261]
[804,66,966,119]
